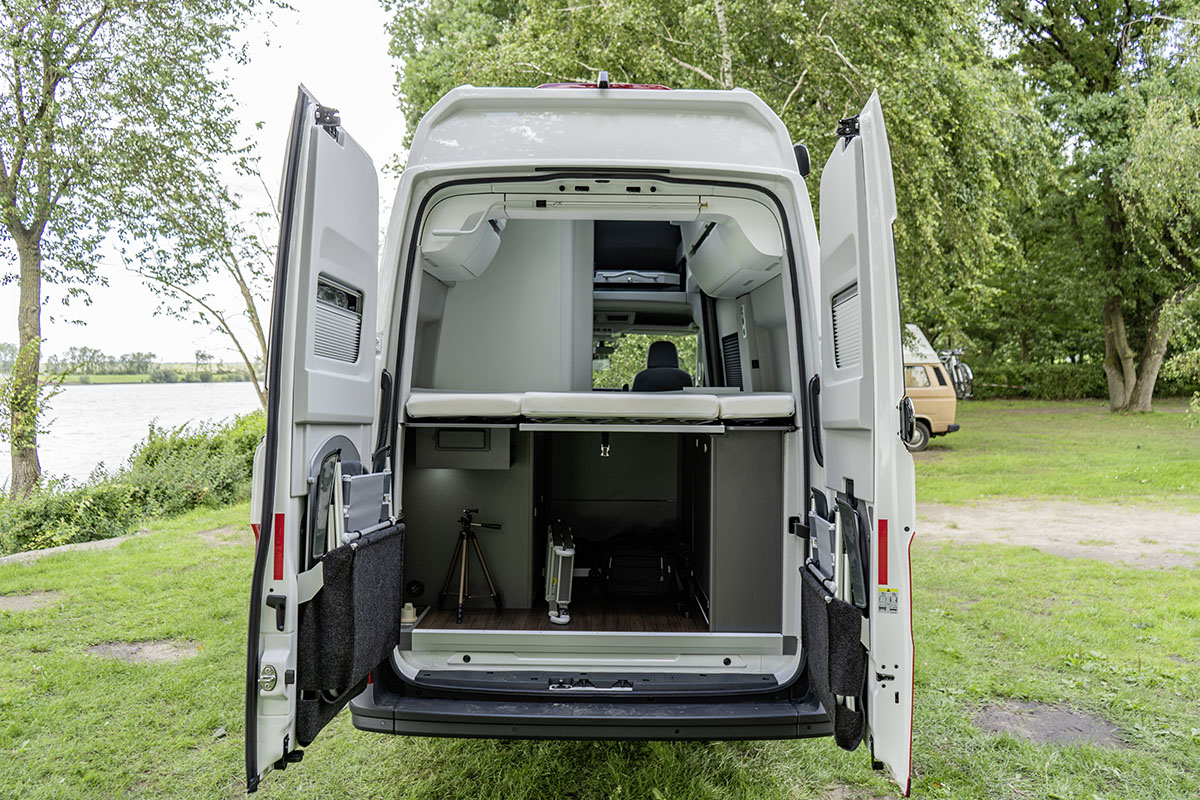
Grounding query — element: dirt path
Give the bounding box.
[918,500,1200,568]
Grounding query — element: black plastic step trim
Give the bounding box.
[408,670,780,697]
[351,690,832,741]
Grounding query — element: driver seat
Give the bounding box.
[631,341,693,392]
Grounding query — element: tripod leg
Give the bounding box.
[471,532,504,611]
[457,535,469,624]
[438,531,465,611]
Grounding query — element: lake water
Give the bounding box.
[0,382,262,486]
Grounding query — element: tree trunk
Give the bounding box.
[11,237,43,499]
[1019,331,1029,363]
[1101,295,1136,411]
[713,0,734,89]
[1124,288,1192,412]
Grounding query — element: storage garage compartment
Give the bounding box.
[398,424,783,637]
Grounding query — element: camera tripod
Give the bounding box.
[437,508,504,624]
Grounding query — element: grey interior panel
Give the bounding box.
[426,220,593,392]
[414,426,511,470]
[545,431,680,541]
[401,431,535,608]
[689,430,783,633]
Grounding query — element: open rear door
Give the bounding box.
[811,92,916,793]
[245,87,398,792]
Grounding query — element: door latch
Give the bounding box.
[259,664,279,693]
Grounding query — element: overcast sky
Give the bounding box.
[0,0,406,363]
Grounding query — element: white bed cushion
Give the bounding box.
[521,391,720,421]
[405,390,524,418]
[718,392,796,419]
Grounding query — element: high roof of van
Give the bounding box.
[903,324,939,364]
[406,86,799,175]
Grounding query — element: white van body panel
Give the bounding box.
[247,89,380,787]
[818,92,915,793]
[408,87,796,172]
[250,84,914,796]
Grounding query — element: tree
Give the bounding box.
[0,0,268,497]
[993,0,1200,410]
[386,0,1046,342]
[125,158,273,408]
[1116,20,1200,407]
[0,342,17,373]
[116,352,156,374]
[195,349,214,374]
[60,346,105,375]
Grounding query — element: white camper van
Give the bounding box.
[246,80,917,794]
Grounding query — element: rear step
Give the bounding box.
[408,670,780,697]
[351,689,832,740]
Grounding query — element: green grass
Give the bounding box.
[1,501,1198,799]
[916,399,1200,509]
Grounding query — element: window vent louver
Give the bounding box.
[722,333,743,390]
[314,278,362,363]
[831,284,861,369]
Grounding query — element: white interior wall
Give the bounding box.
[750,276,792,392]
[429,220,593,391]
[411,274,448,387]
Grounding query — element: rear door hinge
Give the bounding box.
[836,115,860,141]
[315,105,340,139]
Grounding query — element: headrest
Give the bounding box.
[647,341,679,369]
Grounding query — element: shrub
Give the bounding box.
[0,479,139,554]
[971,362,1200,401]
[972,363,1108,400]
[0,411,265,555]
[122,411,265,516]
[149,367,178,383]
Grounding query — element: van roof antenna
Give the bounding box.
[597,70,610,89]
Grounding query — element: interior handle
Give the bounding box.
[265,595,287,632]
[808,375,824,467]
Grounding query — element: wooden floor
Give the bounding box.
[418,597,707,633]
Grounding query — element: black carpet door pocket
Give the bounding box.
[801,567,867,751]
[296,522,405,745]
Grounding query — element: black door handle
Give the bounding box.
[266,595,287,632]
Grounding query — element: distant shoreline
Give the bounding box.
[2,367,257,386]
[52,373,252,385]
[56,375,252,385]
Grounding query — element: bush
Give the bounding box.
[0,411,265,555]
[0,479,139,554]
[123,412,265,516]
[149,367,178,384]
[971,362,1200,401]
[972,363,1108,400]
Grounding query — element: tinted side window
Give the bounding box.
[904,365,931,388]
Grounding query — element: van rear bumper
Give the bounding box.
[349,686,833,740]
